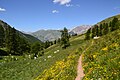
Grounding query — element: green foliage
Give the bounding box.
[111,17,119,31]
[83,30,120,80]
[85,17,120,40]
[44,41,51,49]
[54,40,57,44]
[60,27,70,49]
[30,42,43,57]
[0,25,5,47]
[0,34,85,80]
[91,27,96,38]
[99,24,103,36]
[17,37,30,55]
[85,28,91,40]
[0,20,41,56]
[5,27,30,55]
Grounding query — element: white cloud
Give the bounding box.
[65,4,73,7]
[53,0,71,5]
[0,7,6,12]
[52,10,59,13]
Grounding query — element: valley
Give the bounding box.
[0,4,120,80]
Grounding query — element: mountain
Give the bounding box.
[0,20,41,44]
[31,25,91,42]
[69,25,92,35]
[0,14,120,80]
[31,30,61,42]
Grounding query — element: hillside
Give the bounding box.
[31,30,61,42]
[82,29,120,80]
[0,14,120,80]
[31,25,91,42]
[0,20,41,43]
[0,28,119,80]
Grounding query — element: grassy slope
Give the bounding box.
[0,14,120,80]
[0,34,85,80]
[0,29,120,80]
[35,29,120,80]
[82,29,120,80]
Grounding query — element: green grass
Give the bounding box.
[0,34,85,80]
[0,29,120,80]
[82,29,120,80]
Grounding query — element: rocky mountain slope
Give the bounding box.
[31,25,91,42]
[69,25,91,35]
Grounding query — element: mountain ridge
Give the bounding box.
[0,20,41,44]
[30,25,91,42]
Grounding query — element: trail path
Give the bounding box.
[75,41,94,80]
[75,55,85,80]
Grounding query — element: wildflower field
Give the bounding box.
[82,30,120,80]
[0,29,120,80]
[0,34,85,80]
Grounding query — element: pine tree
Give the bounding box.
[5,26,12,54]
[99,24,103,36]
[109,21,112,32]
[54,40,56,44]
[30,42,41,57]
[111,17,119,31]
[105,23,109,34]
[91,27,96,38]
[0,25,5,47]
[85,28,91,40]
[94,25,99,36]
[5,27,18,55]
[60,27,70,49]
[17,36,30,55]
[102,23,106,35]
[44,41,50,49]
[10,27,18,54]
[57,38,61,43]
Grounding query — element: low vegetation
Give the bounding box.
[0,15,120,80]
[83,29,120,80]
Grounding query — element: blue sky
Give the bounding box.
[0,0,120,32]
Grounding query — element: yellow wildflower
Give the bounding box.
[102,47,108,51]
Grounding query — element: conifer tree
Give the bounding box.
[54,40,56,44]
[60,27,70,49]
[44,41,50,49]
[109,21,112,32]
[30,42,41,57]
[111,17,119,31]
[10,27,18,54]
[105,23,109,34]
[17,36,30,55]
[5,26,12,54]
[0,26,5,47]
[99,24,103,36]
[85,28,91,40]
[94,25,99,36]
[91,27,96,38]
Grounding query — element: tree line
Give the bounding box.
[0,25,70,57]
[85,17,120,40]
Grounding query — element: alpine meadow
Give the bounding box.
[0,0,120,80]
